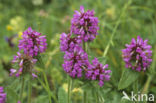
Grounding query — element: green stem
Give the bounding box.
[82,41,88,103]
[142,76,152,94]
[20,77,25,103]
[103,0,132,57]
[83,41,86,51]
[96,89,99,103]
[28,79,32,103]
[68,77,71,103]
[133,80,138,103]
[83,91,87,103]
[38,56,57,103]
[43,72,52,103]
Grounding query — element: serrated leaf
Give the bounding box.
[58,87,67,103]
[118,69,140,90]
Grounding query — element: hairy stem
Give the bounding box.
[83,91,87,103]
[20,77,25,103]
[43,72,52,103]
[68,76,71,103]
[28,79,32,103]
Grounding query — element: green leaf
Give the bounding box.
[34,95,49,103]
[118,69,140,90]
[58,87,67,103]
[6,87,18,103]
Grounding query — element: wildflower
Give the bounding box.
[85,58,111,87]
[6,25,13,31]
[72,88,83,93]
[71,6,99,42]
[122,36,152,71]
[60,33,82,52]
[106,7,116,19]
[10,52,37,78]
[62,46,90,78]
[18,31,23,38]
[18,27,47,57]
[0,87,6,103]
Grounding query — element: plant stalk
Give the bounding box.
[20,77,25,103]
[28,79,32,103]
[83,91,87,103]
[68,76,71,103]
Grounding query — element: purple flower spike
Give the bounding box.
[85,58,111,87]
[10,52,37,77]
[0,87,6,103]
[62,46,90,78]
[60,33,82,52]
[71,6,99,42]
[18,27,47,57]
[122,36,152,71]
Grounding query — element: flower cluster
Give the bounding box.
[85,58,111,87]
[61,6,111,86]
[122,36,152,71]
[10,27,47,78]
[0,87,6,103]
[60,33,82,52]
[18,27,47,57]
[63,46,90,78]
[71,6,99,42]
[10,52,37,77]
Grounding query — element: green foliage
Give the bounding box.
[6,87,18,103]
[58,87,67,103]
[118,69,140,90]
[0,0,156,103]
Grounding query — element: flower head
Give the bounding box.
[71,6,99,42]
[0,87,6,103]
[18,27,47,57]
[122,36,152,71]
[85,58,111,87]
[62,46,90,78]
[60,33,82,52]
[10,52,37,78]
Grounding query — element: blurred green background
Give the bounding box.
[0,0,156,103]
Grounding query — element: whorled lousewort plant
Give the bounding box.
[122,36,152,71]
[0,87,6,103]
[60,6,111,87]
[10,27,47,78]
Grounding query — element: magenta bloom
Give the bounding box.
[85,58,111,87]
[122,36,152,71]
[60,33,82,52]
[18,27,47,57]
[10,52,37,78]
[0,87,6,103]
[71,6,99,42]
[62,46,90,78]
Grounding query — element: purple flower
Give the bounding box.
[71,6,99,42]
[62,46,90,78]
[17,101,21,103]
[18,27,47,57]
[85,58,111,87]
[0,87,6,103]
[122,36,152,71]
[10,52,37,78]
[60,33,82,52]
